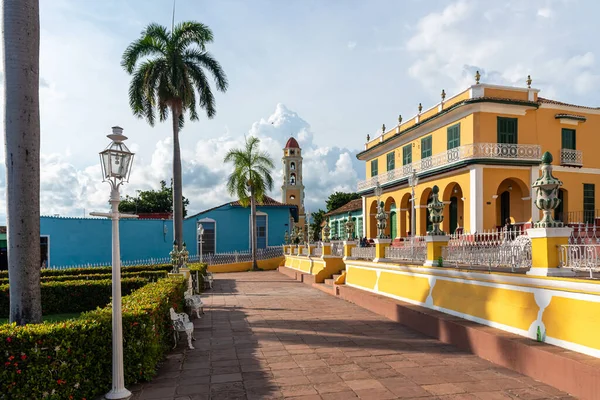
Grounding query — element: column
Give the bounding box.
[470,166,483,232]
[321,243,331,257]
[342,240,356,260]
[526,227,575,276]
[424,235,450,267]
[373,238,391,262]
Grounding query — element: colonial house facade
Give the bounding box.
[324,199,363,240]
[357,77,600,238]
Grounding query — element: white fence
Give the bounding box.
[331,241,344,257]
[351,247,376,260]
[385,237,427,263]
[313,247,322,257]
[49,246,284,270]
[558,224,600,277]
[442,230,532,271]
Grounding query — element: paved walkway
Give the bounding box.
[133,271,574,400]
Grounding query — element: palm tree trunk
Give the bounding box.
[250,187,258,271]
[171,105,184,257]
[3,0,42,325]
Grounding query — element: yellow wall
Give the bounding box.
[283,254,345,282]
[345,261,600,358]
[484,87,529,101]
[208,256,284,273]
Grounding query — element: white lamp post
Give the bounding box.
[90,126,135,400]
[408,169,419,239]
[197,224,204,263]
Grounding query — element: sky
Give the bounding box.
[1,0,599,221]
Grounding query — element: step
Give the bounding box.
[312,282,336,296]
[332,274,342,281]
[324,278,335,286]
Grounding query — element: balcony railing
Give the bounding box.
[560,148,583,167]
[358,143,542,191]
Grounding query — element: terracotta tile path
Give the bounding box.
[133,271,575,399]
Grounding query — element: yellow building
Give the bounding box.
[357,76,600,237]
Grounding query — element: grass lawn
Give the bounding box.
[0,313,80,324]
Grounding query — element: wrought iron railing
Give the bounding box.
[313,247,322,257]
[566,210,600,225]
[442,229,532,271]
[301,247,309,256]
[331,241,344,257]
[358,143,542,191]
[558,223,600,277]
[385,237,427,263]
[560,148,583,167]
[49,246,284,270]
[351,247,376,260]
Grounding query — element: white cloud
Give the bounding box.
[0,104,363,223]
[347,41,357,50]
[537,8,553,18]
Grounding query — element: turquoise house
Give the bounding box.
[39,196,297,268]
[325,199,364,240]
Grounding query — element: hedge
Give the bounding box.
[0,270,169,285]
[0,277,148,318]
[0,276,187,399]
[0,263,173,279]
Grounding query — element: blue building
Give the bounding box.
[39,196,297,267]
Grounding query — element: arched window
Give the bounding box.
[290,162,296,170]
[290,195,296,200]
[290,174,296,185]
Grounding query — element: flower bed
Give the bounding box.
[0,276,187,399]
[0,277,148,318]
[0,270,168,285]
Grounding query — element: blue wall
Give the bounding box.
[41,204,293,267]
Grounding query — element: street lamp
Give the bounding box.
[408,169,419,239]
[90,126,135,400]
[197,224,204,263]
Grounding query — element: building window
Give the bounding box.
[371,159,378,177]
[402,145,412,166]
[357,217,363,238]
[497,117,518,144]
[290,195,295,200]
[447,124,461,150]
[290,149,295,155]
[290,162,296,170]
[290,173,296,185]
[584,183,595,223]
[386,152,395,171]
[561,128,576,150]
[421,136,432,159]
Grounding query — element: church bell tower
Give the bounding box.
[281,137,305,230]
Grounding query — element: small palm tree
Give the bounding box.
[224,136,275,270]
[121,21,228,256]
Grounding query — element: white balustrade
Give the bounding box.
[358,143,542,191]
[351,246,376,260]
[385,237,427,263]
[331,241,344,257]
[560,149,583,167]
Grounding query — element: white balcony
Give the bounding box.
[560,149,583,167]
[358,143,542,191]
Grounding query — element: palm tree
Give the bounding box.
[3,0,43,325]
[121,21,228,256]
[224,136,275,270]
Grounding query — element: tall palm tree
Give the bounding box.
[3,0,43,325]
[121,21,228,256]
[224,136,275,270]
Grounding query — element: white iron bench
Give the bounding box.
[203,272,214,290]
[184,289,204,318]
[169,307,195,350]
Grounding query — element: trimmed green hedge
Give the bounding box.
[0,276,187,399]
[0,263,173,279]
[0,277,148,318]
[0,270,168,285]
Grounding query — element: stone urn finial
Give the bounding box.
[345,212,356,240]
[427,185,445,235]
[376,201,388,239]
[475,70,481,84]
[322,217,331,243]
[398,114,402,125]
[533,151,563,228]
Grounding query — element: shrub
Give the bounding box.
[0,277,148,318]
[0,276,186,399]
[0,263,173,279]
[0,270,168,285]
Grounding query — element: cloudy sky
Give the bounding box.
[1,0,599,221]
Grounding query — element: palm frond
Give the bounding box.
[183,49,228,92]
[185,62,216,118]
[172,21,213,50]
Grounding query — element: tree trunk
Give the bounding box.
[171,105,184,257]
[250,187,258,271]
[3,0,42,325]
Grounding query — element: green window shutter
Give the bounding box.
[561,128,576,150]
[421,136,432,159]
[402,145,412,166]
[386,152,395,171]
[497,117,518,144]
[447,124,461,150]
[371,159,378,177]
[584,183,595,223]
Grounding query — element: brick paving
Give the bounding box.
[132,271,575,399]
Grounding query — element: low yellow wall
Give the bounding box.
[207,256,284,273]
[345,260,600,359]
[284,255,345,283]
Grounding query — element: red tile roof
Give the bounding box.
[539,97,599,110]
[325,198,362,217]
[285,137,300,149]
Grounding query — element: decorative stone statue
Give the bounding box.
[322,217,331,243]
[376,201,387,239]
[169,240,180,273]
[284,230,289,245]
[427,185,445,235]
[345,212,355,240]
[180,242,189,267]
[307,224,314,244]
[533,151,563,228]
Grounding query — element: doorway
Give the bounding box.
[449,197,458,234]
[390,211,397,239]
[500,191,510,226]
